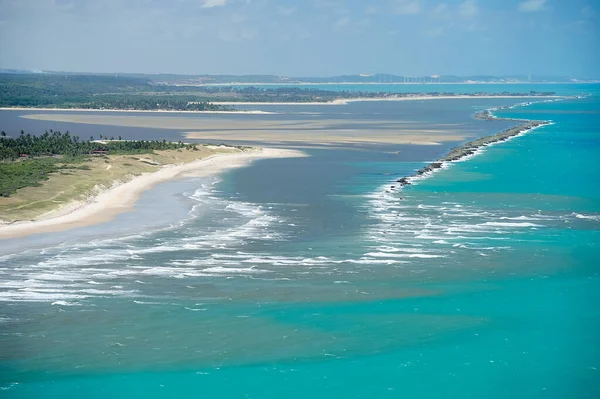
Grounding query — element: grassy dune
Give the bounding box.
[0,146,242,223]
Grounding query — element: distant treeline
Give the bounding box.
[147,73,583,84]
[0,74,229,110]
[3,94,228,111]
[198,86,556,102]
[0,74,557,109]
[194,86,387,102]
[0,129,194,161]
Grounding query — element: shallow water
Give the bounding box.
[0,85,598,398]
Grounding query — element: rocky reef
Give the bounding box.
[393,109,550,189]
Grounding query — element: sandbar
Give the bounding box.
[0,107,274,115]
[19,114,468,146]
[211,95,561,106]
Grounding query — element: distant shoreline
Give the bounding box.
[0,95,566,112]
[212,95,563,106]
[188,82,598,86]
[0,107,274,114]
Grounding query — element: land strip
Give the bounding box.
[0,147,305,239]
[1,73,562,111]
[18,114,469,146]
[394,109,550,187]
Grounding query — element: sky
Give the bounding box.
[0,0,598,77]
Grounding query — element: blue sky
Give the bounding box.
[0,0,598,77]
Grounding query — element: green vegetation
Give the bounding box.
[0,74,403,105]
[0,74,230,111]
[0,129,197,161]
[196,86,557,102]
[0,156,90,197]
[0,130,200,196]
[0,73,557,109]
[147,73,581,85]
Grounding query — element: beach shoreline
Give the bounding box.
[0,107,275,115]
[0,148,306,239]
[189,81,598,86]
[0,95,565,112]
[210,95,562,106]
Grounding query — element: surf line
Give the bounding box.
[390,106,552,191]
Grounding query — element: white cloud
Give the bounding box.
[201,0,227,8]
[240,28,258,40]
[230,13,246,23]
[392,0,421,15]
[334,16,350,27]
[580,5,596,19]
[358,18,372,27]
[465,23,485,31]
[51,0,75,11]
[433,3,448,14]
[278,6,296,16]
[518,0,547,12]
[575,5,596,28]
[458,0,478,17]
[365,5,380,14]
[426,26,445,36]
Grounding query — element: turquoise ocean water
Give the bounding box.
[0,84,599,398]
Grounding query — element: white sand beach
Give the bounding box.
[0,148,305,239]
[0,95,562,112]
[0,107,275,115]
[210,95,561,106]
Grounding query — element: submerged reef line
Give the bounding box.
[392,103,552,189]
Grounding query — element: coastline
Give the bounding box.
[211,95,562,106]
[0,96,565,112]
[0,148,305,239]
[392,105,551,189]
[0,107,275,115]
[0,97,558,237]
[190,81,599,86]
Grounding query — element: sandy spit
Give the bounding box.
[0,148,305,239]
[0,107,275,115]
[210,95,561,106]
